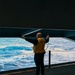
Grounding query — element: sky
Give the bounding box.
[0,0,75,29]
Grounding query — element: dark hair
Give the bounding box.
[36,32,42,38]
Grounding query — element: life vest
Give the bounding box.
[33,38,46,53]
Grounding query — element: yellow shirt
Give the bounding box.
[33,38,46,53]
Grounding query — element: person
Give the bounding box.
[22,32,49,75]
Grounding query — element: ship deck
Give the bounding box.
[1,62,75,75]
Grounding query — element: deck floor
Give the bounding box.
[1,63,75,75]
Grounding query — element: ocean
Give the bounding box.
[0,38,75,71]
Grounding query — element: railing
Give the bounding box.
[49,51,51,68]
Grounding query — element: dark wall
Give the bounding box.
[0,0,75,29]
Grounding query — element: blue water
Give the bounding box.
[0,38,75,71]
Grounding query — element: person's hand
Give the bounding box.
[46,35,49,39]
[22,35,24,38]
[22,35,26,39]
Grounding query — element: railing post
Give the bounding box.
[49,50,51,68]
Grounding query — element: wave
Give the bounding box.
[0,46,32,51]
[0,38,75,71]
[0,48,75,72]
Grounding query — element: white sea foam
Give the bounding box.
[0,38,75,71]
[51,49,75,64]
[0,49,75,71]
[0,46,7,48]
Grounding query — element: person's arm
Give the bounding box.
[45,35,49,43]
[22,35,38,45]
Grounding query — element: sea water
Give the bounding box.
[0,38,75,71]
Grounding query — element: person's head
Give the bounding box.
[36,32,42,38]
